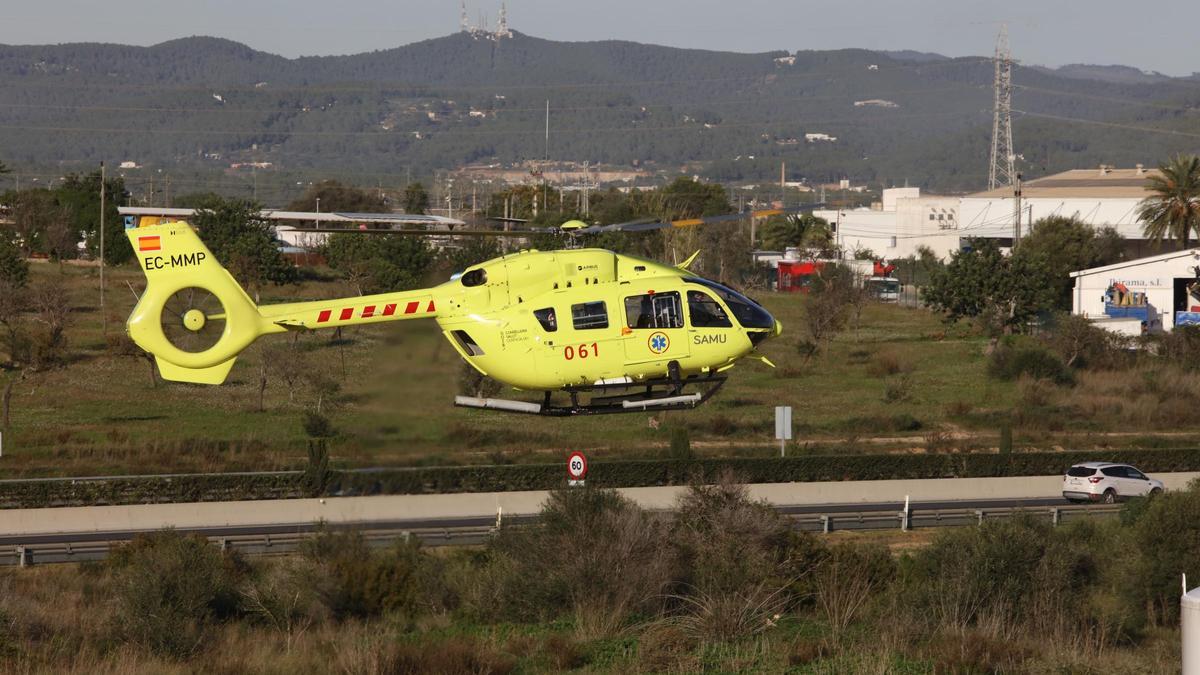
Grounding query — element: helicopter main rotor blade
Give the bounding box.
[584,203,828,234]
[284,228,550,237]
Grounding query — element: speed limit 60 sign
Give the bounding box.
[567,451,588,485]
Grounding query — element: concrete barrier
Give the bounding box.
[3,472,1198,538]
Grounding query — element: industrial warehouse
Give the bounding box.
[817,165,1177,262]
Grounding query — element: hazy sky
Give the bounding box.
[2,0,1196,76]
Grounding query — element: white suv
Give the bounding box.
[1062,462,1164,504]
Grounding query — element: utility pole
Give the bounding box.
[988,25,1016,190]
[1012,172,1023,248]
[780,162,786,207]
[543,99,550,220]
[99,161,107,339]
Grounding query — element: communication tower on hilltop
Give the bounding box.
[988,25,1016,190]
[460,1,512,40]
[497,3,512,39]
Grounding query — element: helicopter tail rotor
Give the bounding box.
[126,220,445,385]
[125,222,269,384]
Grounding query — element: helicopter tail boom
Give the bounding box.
[125,221,438,385]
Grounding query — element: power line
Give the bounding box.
[1013,110,1200,140]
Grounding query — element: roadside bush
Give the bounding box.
[240,559,328,652]
[107,530,244,658]
[671,477,797,596]
[987,337,1074,385]
[490,488,671,636]
[1123,482,1200,626]
[899,516,1115,644]
[300,529,437,620]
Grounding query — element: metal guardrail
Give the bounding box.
[791,503,1121,533]
[0,502,1122,567]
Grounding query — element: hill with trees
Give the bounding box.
[1,32,1198,193]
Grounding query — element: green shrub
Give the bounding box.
[671,478,796,595]
[669,426,694,459]
[300,529,434,620]
[1123,485,1200,625]
[108,530,244,658]
[988,337,1074,385]
[1044,312,1133,370]
[488,488,671,636]
[1156,325,1200,371]
[303,440,332,497]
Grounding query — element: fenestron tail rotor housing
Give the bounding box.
[159,287,227,353]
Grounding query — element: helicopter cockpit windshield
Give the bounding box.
[685,278,774,330]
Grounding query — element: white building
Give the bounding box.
[960,165,1156,242]
[810,166,1164,263]
[814,187,961,261]
[1071,249,1200,333]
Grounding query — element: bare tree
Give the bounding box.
[28,279,72,369]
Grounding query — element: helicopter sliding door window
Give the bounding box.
[571,302,608,330]
[687,290,732,328]
[533,307,558,332]
[624,292,684,329]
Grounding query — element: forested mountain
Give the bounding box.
[1,31,1198,195]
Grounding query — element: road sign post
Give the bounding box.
[567,451,588,486]
[775,406,793,457]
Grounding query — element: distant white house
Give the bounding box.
[805,133,837,142]
[854,99,899,108]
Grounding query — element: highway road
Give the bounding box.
[7,472,1197,566]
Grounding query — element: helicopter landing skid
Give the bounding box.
[454,374,727,416]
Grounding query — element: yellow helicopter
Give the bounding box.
[122,210,791,415]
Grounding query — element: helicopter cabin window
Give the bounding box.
[461,268,487,287]
[533,307,557,332]
[624,292,684,329]
[571,302,608,330]
[687,290,732,328]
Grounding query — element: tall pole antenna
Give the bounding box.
[988,25,1016,190]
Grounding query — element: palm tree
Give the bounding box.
[1139,154,1200,249]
